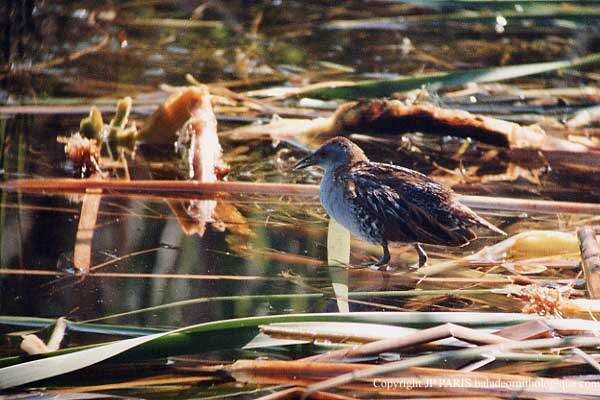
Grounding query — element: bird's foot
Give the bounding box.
[412,244,428,270]
[373,264,392,272]
[375,263,392,272]
[358,260,388,271]
[361,259,392,271]
[408,261,426,270]
[359,244,392,271]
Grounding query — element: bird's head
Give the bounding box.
[294,136,368,172]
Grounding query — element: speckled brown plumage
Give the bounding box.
[295,136,506,268]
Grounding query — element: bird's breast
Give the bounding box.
[319,172,341,220]
[319,171,376,242]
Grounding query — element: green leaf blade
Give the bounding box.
[304,53,600,100]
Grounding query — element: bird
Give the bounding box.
[294,136,506,269]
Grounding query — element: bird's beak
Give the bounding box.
[294,153,317,170]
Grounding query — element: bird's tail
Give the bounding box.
[456,200,507,236]
[473,213,507,236]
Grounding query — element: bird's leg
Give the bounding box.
[414,243,428,268]
[372,243,391,270]
[360,243,391,270]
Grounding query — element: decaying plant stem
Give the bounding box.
[0,179,319,196]
[333,100,541,148]
[73,189,102,273]
[20,317,67,355]
[222,99,592,150]
[5,179,600,216]
[23,34,110,74]
[577,226,600,299]
[254,386,354,400]
[301,323,509,362]
[221,99,600,172]
[230,357,600,398]
[302,336,600,397]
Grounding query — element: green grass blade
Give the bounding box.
[83,293,325,323]
[388,0,600,11]
[400,0,600,9]
[0,315,165,337]
[323,8,600,30]
[303,52,600,100]
[0,331,166,389]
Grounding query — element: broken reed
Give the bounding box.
[5,178,600,215]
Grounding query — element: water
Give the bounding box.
[2,0,597,324]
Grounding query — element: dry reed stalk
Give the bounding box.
[230,359,600,399]
[0,179,318,196]
[509,148,600,171]
[301,323,510,362]
[255,386,355,400]
[229,361,461,397]
[253,249,324,267]
[446,86,600,100]
[577,226,600,299]
[493,320,552,340]
[0,269,291,281]
[303,336,600,397]
[457,195,600,215]
[0,200,320,235]
[485,355,597,376]
[571,348,600,374]
[545,318,600,335]
[5,179,600,215]
[48,375,214,393]
[219,115,332,141]
[0,104,159,115]
[255,387,305,400]
[259,324,412,345]
[73,189,102,272]
[348,269,536,289]
[210,75,286,89]
[25,34,110,74]
[109,17,222,29]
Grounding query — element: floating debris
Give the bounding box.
[58,133,102,178]
[139,86,212,145]
[20,317,67,355]
[174,86,228,181]
[513,285,565,317]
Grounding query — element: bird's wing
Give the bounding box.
[340,163,480,246]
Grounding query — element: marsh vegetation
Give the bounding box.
[1,1,600,399]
